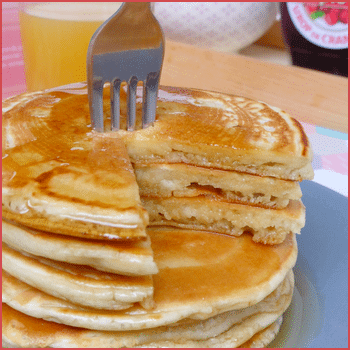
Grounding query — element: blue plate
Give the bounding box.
[270,181,348,348]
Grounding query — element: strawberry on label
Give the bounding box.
[320,2,334,13]
[339,9,348,24]
[304,2,319,14]
[325,9,341,25]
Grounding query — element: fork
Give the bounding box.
[87,2,164,132]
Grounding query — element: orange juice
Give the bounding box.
[19,2,122,91]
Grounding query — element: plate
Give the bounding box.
[269,181,348,348]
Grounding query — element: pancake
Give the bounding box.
[2,227,297,331]
[2,83,309,347]
[144,196,305,244]
[118,86,314,181]
[2,220,158,276]
[2,84,312,243]
[2,243,154,310]
[2,93,148,240]
[238,317,283,348]
[135,163,302,209]
[1,271,293,348]
[1,311,283,348]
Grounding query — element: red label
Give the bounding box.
[287,2,348,49]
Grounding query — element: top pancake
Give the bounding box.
[118,86,314,181]
[2,88,148,240]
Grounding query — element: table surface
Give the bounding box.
[2,4,348,198]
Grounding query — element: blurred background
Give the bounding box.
[2,2,289,99]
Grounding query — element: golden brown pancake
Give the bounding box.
[143,196,305,244]
[2,220,158,276]
[2,83,310,347]
[2,92,147,240]
[2,227,297,331]
[2,243,154,310]
[1,271,293,348]
[135,163,302,209]
[118,86,314,181]
[238,317,283,348]
[2,83,312,245]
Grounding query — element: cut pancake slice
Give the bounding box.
[135,163,302,209]
[1,271,293,348]
[2,228,297,331]
[2,92,147,240]
[2,243,154,310]
[118,86,314,181]
[2,220,158,276]
[143,197,305,244]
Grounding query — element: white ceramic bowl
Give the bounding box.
[154,2,278,53]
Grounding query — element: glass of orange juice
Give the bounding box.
[19,2,123,92]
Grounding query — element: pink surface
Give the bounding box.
[322,153,348,175]
[2,3,26,99]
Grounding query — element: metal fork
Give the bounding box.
[87,2,164,132]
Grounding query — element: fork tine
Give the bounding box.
[87,2,164,132]
[111,79,121,131]
[142,72,160,128]
[91,78,104,132]
[127,77,138,131]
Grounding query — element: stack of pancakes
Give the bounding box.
[2,83,313,348]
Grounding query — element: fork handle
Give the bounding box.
[119,2,152,17]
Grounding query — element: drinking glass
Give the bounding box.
[19,2,122,91]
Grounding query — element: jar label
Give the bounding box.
[287,2,348,49]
